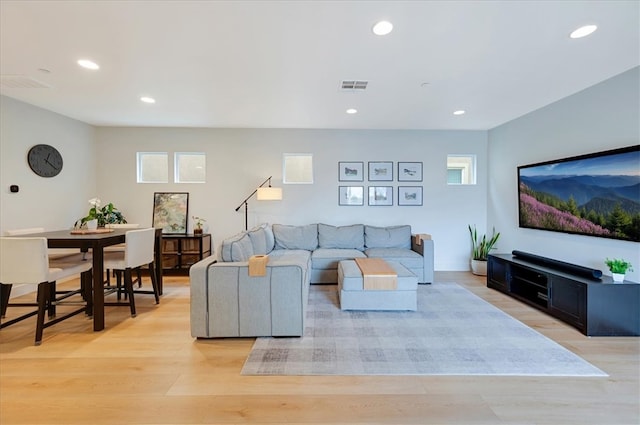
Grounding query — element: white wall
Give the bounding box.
[0,96,96,233]
[488,67,640,282]
[95,127,488,270]
[3,63,637,277]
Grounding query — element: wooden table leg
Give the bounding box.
[92,244,105,331]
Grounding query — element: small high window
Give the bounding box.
[137,152,168,183]
[447,155,476,185]
[175,152,206,183]
[283,153,313,184]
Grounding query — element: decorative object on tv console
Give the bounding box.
[468,224,500,275]
[518,145,640,242]
[605,258,633,282]
[153,192,189,234]
[234,176,282,231]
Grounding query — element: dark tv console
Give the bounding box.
[487,252,639,336]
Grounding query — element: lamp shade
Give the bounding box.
[257,187,282,201]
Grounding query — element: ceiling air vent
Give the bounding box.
[340,80,368,91]
[0,75,51,89]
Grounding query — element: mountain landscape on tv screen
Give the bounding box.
[519,173,640,242]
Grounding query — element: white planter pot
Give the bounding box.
[471,259,487,276]
[86,219,98,230]
[611,272,625,283]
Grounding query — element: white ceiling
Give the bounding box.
[1,0,638,130]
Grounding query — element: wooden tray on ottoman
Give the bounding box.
[354,258,397,290]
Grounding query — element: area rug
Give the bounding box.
[241,282,607,376]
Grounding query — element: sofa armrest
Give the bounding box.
[189,255,310,338]
[411,234,434,284]
[189,256,219,337]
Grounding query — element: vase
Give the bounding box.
[471,259,487,276]
[612,272,625,283]
[194,228,203,235]
[86,219,98,231]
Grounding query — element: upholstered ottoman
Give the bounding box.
[337,260,418,311]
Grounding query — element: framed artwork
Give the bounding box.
[338,161,364,181]
[152,192,189,233]
[338,186,364,206]
[368,161,393,181]
[398,162,423,181]
[368,186,393,206]
[398,186,423,206]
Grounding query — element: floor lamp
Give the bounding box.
[235,176,283,230]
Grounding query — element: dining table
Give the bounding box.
[13,228,163,331]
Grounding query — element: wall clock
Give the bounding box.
[27,144,63,177]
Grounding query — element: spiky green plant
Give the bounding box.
[468,225,500,261]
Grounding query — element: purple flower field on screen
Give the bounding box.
[520,193,611,236]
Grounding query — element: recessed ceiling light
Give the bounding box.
[372,21,393,36]
[346,108,358,114]
[453,110,466,115]
[570,25,597,39]
[77,59,99,70]
[140,96,156,104]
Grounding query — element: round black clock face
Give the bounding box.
[27,144,63,177]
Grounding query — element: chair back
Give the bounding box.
[5,227,45,236]
[124,228,155,268]
[0,237,49,284]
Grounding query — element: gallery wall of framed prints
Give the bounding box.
[337,161,423,206]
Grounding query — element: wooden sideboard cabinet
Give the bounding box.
[487,253,639,336]
[161,234,212,275]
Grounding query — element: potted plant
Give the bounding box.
[604,258,633,283]
[193,216,206,235]
[468,224,500,276]
[75,198,127,229]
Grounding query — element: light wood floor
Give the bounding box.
[1,272,638,425]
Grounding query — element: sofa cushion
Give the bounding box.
[364,247,423,268]
[269,248,312,267]
[365,225,411,249]
[273,224,318,251]
[312,248,366,270]
[263,224,275,253]
[318,223,364,250]
[221,232,254,262]
[268,249,312,285]
[248,224,274,255]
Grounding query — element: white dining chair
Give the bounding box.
[5,227,83,260]
[103,228,159,317]
[103,223,140,288]
[0,237,92,345]
[4,227,88,309]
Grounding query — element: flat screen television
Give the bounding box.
[518,145,640,242]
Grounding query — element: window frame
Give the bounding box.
[137,152,169,183]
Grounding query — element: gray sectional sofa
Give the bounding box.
[190,223,434,338]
